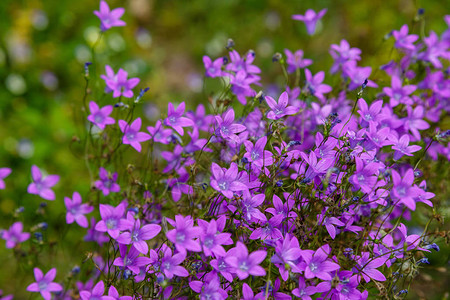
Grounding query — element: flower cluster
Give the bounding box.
[1,3,448,300]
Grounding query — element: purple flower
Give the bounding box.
[164,102,194,136]
[84,217,109,246]
[27,165,60,201]
[300,244,340,280]
[117,213,161,254]
[271,234,303,281]
[403,105,430,140]
[108,286,132,300]
[284,49,312,73]
[80,280,114,300]
[0,290,13,300]
[186,104,214,133]
[189,274,228,300]
[354,252,387,282]
[304,69,332,102]
[357,98,383,127]
[94,1,126,32]
[229,70,258,105]
[225,242,267,280]
[0,167,11,189]
[300,151,334,183]
[147,120,172,144]
[390,169,421,210]
[119,118,151,152]
[94,167,120,196]
[64,192,94,228]
[198,217,233,257]
[265,91,299,120]
[87,101,115,130]
[159,244,189,279]
[215,108,247,143]
[210,162,248,199]
[210,250,235,282]
[342,61,377,90]
[383,76,416,107]
[113,244,152,274]
[166,215,202,253]
[243,136,273,169]
[102,67,140,98]
[292,9,327,35]
[392,25,418,51]
[292,277,317,300]
[329,39,361,74]
[349,157,379,193]
[26,268,63,300]
[95,202,127,239]
[203,56,224,78]
[241,194,267,222]
[390,134,422,160]
[1,222,30,248]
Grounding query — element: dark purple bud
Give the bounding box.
[71,266,80,274]
[84,62,92,77]
[343,248,353,258]
[397,290,408,296]
[417,8,425,15]
[226,38,235,49]
[201,183,208,191]
[362,78,368,90]
[287,140,302,148]
[135,87,150,103]
[416,258,430,265]
[424,243,440,252]
[128,207,139,214]
[40,202,47,208]
[272,52,282,62]
[123,269,132,280]
[242,157,249,164]
[276,180,283,187]
[38,222,48,230]
[34,232,43,242]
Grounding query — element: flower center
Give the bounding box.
[239,261,249,271]
[106,219,117,229]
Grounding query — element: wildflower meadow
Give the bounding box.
[0,0,449,299]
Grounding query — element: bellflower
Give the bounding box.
[80,280,114,300]
[243,136,273,169]
[164,102,194,136]
[189,274,228,300]
[198,217,233,257]
[147,120,172,144]
[292,9,327,35]
[354,252,387,282]
[119,118,151,152]
[299,244,340,280]
[271,234,303,280]
[108,285,132,300]
[26,268,63,300]
[392,25,419,51]
[203,56,224,78]
[84,217,109,246]
[64,191,94,228]
[291,277,317,300]
[229,70,259,105]
[225,242,267,280]
[284,49,312,73]
[166,215,202,253]
[357,98,383,127]
[94,0,126,32]
[113,244,152,274]
[383,76,416,107]
[95,202,127,239]
[27,165,60,201]
[0,167,11,189]
[265,91,299,120]
[87,101,115,130]
[329,39,361,73]
[210,162,248,199]
[102,67,140,98]
[117,212,161,254]
[403,105,430,140]
[159,244,189,279]
[390,169,421,210]
[94,167,120,196]
[215,108,247,143]
[1,221,30,248]
[390,134,422,160]
[304,69,332,102]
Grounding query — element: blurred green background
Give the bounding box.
[0,0,448,299]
